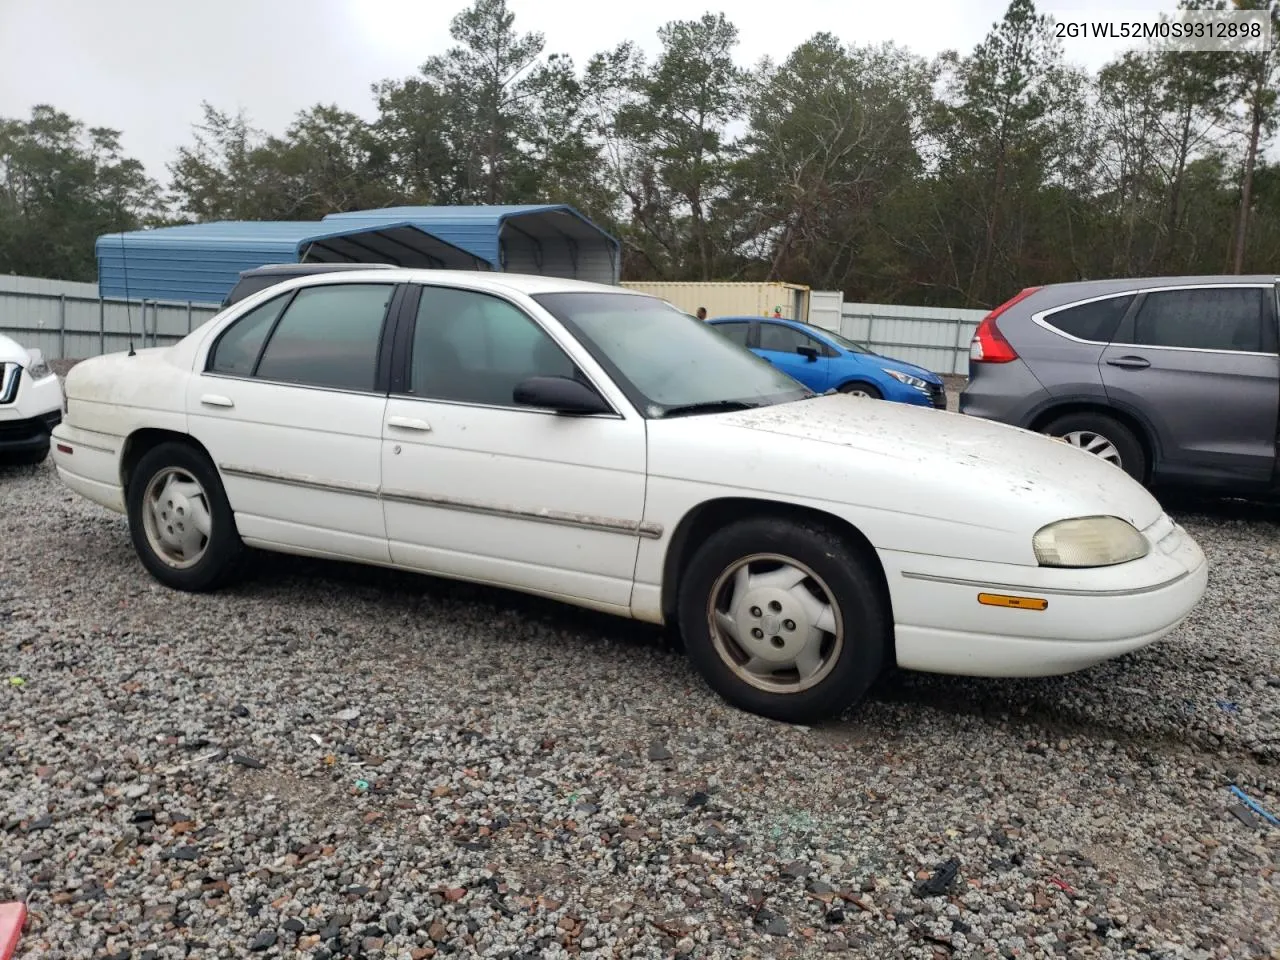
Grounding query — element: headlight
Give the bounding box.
[1033,516,1149,567]
[884,369,929,390]
[25,349,51,380]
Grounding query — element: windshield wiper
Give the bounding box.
[660,400,761,418]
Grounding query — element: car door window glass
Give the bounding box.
[759,323,824,354]
[254,283,394,391]
[713,322,751,347]
[208,293,290,376]
[1043,294,1134,343]
[1124,287,1264,352]
[409,286,578,406]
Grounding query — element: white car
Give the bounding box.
[48,269,1208,723]
[0,333,64,466]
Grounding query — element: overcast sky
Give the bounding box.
[2,0,1177,180]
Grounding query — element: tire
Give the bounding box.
[1040,411,1146,483]
[838,381,882,400]
[126,440,246,592]
[677,516,889,724]
[0,442,49,467]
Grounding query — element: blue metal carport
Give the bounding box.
[95,204,620,304]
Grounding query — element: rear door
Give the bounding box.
[754,321,832,390]
[1098,282,1280,483]
[188,280,399,563]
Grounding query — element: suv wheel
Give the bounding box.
[1041,412,1146,483]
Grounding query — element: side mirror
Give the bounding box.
[796,345,819,363]
[512,375,612,415]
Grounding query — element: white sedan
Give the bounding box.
[48,269,1208,723]
[0,333,64,466]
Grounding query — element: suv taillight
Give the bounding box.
[970,287,1040,363]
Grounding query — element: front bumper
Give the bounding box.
[892,380,948,409]
[0,368,65,451]
[0,410,61,452]
[883,513,1208,677]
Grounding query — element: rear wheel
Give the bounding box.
[838,381,882,399]
[126,441,246,591]
[677,517,889,724]
[1040,411,1146,483]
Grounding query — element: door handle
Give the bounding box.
[200,394,234,408]
[387,415,432,432]
[1105,356,1151,369]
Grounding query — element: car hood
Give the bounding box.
[646,394,1165,565]
[0,333,32,365]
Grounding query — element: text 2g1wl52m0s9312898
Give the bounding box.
[1049,8,1273,53]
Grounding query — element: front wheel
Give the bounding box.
[838,381,882,399]
[677,517,889,724]
[126,441,246,591]
[1040,412,1146,484]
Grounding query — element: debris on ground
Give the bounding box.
[913,858,961,897]
[1229,785,1280,826]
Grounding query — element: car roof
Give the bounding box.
[706,321,793,330]
[237,267,653,300]
[1027,274,1278,304]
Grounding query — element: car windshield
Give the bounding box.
[822,328,875,354]
[532,292,813,416]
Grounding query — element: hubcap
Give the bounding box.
[140,467,213,569]
[705,553,843,694]
[1058,430,1122,468]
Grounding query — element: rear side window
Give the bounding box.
[209,294,290,376]
[1041,294,1133,343]
[254,283,395,391]
[1123,287,1264,352]
[713,322,751,347]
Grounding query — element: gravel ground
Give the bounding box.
[3,395,1280,958]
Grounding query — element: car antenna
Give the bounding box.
[120,230,136,356]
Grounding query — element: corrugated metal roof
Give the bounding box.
[95,205,620,303]
[297,222,491,271]
[96,222,312,303]
[321,205,621,273]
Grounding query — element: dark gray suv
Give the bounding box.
[960,275,1280,496]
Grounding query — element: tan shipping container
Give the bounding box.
[619,281,811,322]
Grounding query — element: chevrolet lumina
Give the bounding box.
[48,270,1208,723]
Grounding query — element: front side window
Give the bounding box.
[531,292,812,416]
[208,293,290,376]
[759,322,826,355]
[408,285,578,406]
[1043,294,1134,343]
[1122,287,1264,353]
[253,283,394,391]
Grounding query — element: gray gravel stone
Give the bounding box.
[2,450,1279,957]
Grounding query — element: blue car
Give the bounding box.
[706,315,948,409]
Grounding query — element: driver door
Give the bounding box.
[754,320,832,390]
[379,282,649,611]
